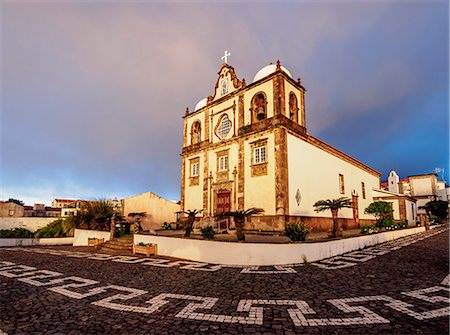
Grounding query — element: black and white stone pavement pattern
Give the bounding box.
[1,226,446,274]
[0,226,448,334]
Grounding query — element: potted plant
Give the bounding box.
[88,237,104,247]
[133,242,157,257]
[216,208,264,241]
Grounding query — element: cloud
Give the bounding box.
[1,1,448,203]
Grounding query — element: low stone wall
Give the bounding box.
[73,229,111,246]
[245,216,377,233]
[134,226,428,266]
[0,217,56,232]
[0,237,73,247]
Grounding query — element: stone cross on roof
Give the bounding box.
[221,50,231,64]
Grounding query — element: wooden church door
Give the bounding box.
[216,191,231,230]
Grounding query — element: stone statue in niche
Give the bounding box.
[221,78,229,96]
[191,122,201,145]
[289,92,298,122]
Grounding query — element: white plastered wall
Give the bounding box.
[184,152,205,212]
[410,177,435,196]
[287,134,379,219]
[385,200,400,220]
[405,199,416,226]
[244,133,276,214]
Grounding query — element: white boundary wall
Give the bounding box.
[73,229,111,246]
[0,217,56,232]
[135,226,428,266]
[0,237,73,247]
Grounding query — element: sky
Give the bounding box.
[1,0,448,206]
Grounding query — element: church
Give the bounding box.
[180,54,381,232]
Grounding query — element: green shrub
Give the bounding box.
[377,217,394,228]
[162,222,172,230]
[0,228,34,238]
[360,225,379,235]
[365,201,394,226]
[34,220,66,238]
[137,242,153,246]
[200,226,215,239]
[384,220,408,230]
[285,221,309,241]
[397,221,408,229]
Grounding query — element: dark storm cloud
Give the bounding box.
[1,1,448,205]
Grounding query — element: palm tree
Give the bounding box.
[179,209,203,237]
[313,197,352,238]
[216,208,264,241]
[128,212,147,233]
[79,200,115,231]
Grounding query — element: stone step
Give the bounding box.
[97,245,132,251]
[94,236,134,254]
[106,241,133,246]
[99,243,132,250]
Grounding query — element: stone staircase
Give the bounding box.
[96,237,133,255]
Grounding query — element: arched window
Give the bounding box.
[191,121,201,145]
[250,92,267,123]
[289,92,298,123]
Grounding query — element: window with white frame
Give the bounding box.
[191,162,199,177]
[253,146,266,165]
[218,155,228,171]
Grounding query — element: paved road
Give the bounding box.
[0,227,449,335]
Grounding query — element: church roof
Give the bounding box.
[194,98,208,111]
[253,63,293,82]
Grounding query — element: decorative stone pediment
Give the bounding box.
[209,64,246,102]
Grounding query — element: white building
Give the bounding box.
[382,172,448,215]
[180,59,381,232]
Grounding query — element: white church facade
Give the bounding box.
[180,58,381,232]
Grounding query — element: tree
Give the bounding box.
[216,208,264,241]
[419,200,448,224]
[365,201,393,227]
[8,198,24,206]
[179,209,202,237]
[313,197,352,238]
[74,200,116,231]
[128,212,147,233]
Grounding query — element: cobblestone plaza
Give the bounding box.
[1,227,449,334]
